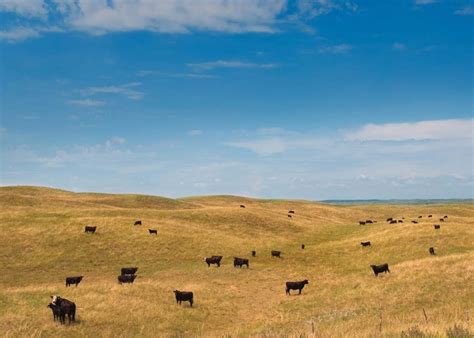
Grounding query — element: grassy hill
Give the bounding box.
[0,186,472,337]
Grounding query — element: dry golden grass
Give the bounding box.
[0,186,472,337]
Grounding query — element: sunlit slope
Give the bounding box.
[0,186,472,337]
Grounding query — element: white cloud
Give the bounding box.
[55,0,287,34]
[255,127,299,136]
[67,99,106,106]
[318,44,352,54]
[0,0,360,41]
[415,0,436,5]
[136,70,217,79]
[295,0,357,19]
[0,0,47,18]
[455,6,474,16]
[227,138,289,156]
[226,130,328,155]
[79,82,144,100]
[392,42,406,51]
[187,130,203,136]
[0,27,40,42]
[105,137,126,146]
[187,60,279,72]
[345,118,473,141]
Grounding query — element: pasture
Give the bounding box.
[0,186,473,337]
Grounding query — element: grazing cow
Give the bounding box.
[84,226,96,234]
[439,218,445,222]
[359,221,366,225]
[428,215,432,218]
[288,214,292,218]
[360,241,371,247]
[412,220,418,224]
[121,267,138,275]
[203,255,223,267]
[65,276,83,287]
[301,244,305,249]
[370,264,390,277]
[47,303,61,322]
[50,296,76,324]
[429,247,436,255]
[288,210,295,214]
[366,220,373,224]
[251,250,256,257]
[118,274,137,284]
[386,218,393,222]
[398,220,403,223]
[434,224,440,230]
[233,257,249,268]
[134,220,142,225]
[148,229,157,235]
[390,220,397,224]
[418,216,422,218]
[285,280,309,295]
[271,250,281,258]
[173,290,193,307]
[240,205,245,208]
[444,215,448,218]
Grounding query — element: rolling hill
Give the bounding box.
[0,186,472,337]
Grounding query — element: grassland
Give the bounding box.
[0,186,473,337]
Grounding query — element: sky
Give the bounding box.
[0,0,472,200]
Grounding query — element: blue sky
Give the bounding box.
[0,0,472,199]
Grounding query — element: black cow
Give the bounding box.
[65,276,83,287]
[148,229,157,235]
[233,257,249,268]
[271,250,281,258]
[84,226,96,234]
[359,221,366,225]
[47,303,61,322]
[134,220,142,225]
[434,224,440,229]
[203,255,222,267]
[288,210,295,214]
[412,220,418,224]
[370,263,390,277]
[444,215,448,218]
[288,214,292,218]
[121,267,138,275]
[301,244,305,249]
[366,220,373,224]
[360,241,371,247]
[386,218,393,222]
[439,218,445,222]
[390,220,397,224]
[251,250,256,257]
[285,280,309,295]
[398,220,403,223]
[429,247,436,255]
[174,290,193,307]
[50,296,76,324]
[428,215,432,218]
[240,205,245,208]
[418,216,422,218]
[118,274,137,284]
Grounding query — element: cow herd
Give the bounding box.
[363,212,447,277]
[358,214,447,265]
[48,207,449,325]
